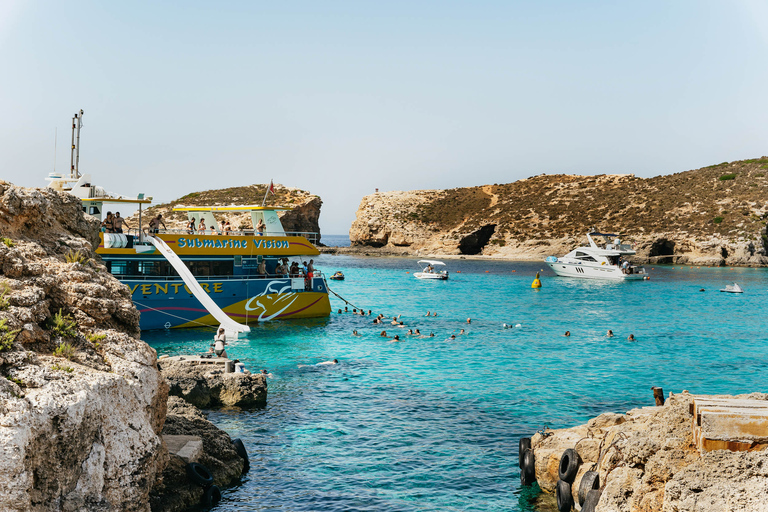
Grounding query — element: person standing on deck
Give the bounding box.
[113,212,130,233]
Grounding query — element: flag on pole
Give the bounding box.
[262,179,276,206]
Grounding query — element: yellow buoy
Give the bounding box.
[531,272,542,288]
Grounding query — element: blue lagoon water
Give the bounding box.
[144,256,768,511]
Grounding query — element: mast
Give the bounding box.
[73,109,84,178]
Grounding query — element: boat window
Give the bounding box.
[575,254,598,262]
[575,251,588,258]
[234,255,242,267]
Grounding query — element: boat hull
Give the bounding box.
[546,262,647,280]
[414,272,448,280]
[126,276,331,330]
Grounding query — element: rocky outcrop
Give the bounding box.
[0,182,168,511]
[528,391,768,512]
[150,396,247,512]
[159,358,267,408]
[350,158,768,266]
[133,183,323,242]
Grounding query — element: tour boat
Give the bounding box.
[545,232,649,281]
[47,110,331,330]
[414,260,449,280]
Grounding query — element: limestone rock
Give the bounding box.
[0,182,167,511]
[529,392,768,512]
[160,358,267,408]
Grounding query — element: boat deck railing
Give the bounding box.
[115,271,324,281]
[114,229,320,244]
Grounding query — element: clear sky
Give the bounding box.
[1,1,766,234]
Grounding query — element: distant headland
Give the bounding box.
[345,158,768,267]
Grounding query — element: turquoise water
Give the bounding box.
[144,256,768,511]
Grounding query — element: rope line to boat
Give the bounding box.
[133,300,214,329]
[325,282,365,311]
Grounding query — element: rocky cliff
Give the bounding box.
[349,158,768,266]
[0,182,168,511]
[134,183,322,241]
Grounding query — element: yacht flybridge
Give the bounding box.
[545,232,649,281]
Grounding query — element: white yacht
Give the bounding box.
[545,232,649,281]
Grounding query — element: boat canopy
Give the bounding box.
[588,232,619,237]
[417,260,446,266]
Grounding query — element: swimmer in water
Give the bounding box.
[607,330,614,337]
[391,335,401,342]
[466,318,471,324]
[344,306,348,313]
[380,331,388,337]
[503,323,510,329]
[564,331,571,337]
[407,329,413,335]
[414,329,421,336]
[433,312,438,317]
[337,309,342,314]
[628,334,636,341]
[459,329,465,335]
[429,332,435,337]
[352,330,361,336]
[449,334,456,340]
[260,369,274,378]
[373,318,380,324]
[316,359,339,366]
[425,311,431,317]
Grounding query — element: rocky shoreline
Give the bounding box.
[0,181,262,511]
[522,391,768,512]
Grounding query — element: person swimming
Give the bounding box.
[607,330,614,337]
[352,330,361,336]
[391,335,401,342]
[316,359,339,365]
[459,329,465,335]
[449,334,456,340]
[407,329,413,335]
[380,331,388,337]
[564,331,571,337]
[466,318,471,324]
[425,311,431,317]
[628,334,636,341]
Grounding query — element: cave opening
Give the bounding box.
[649,239,675,264]
[458,224,496,255]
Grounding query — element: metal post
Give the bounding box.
[70,114,76,178]
[139,203,143,243]
[74,110,83,178]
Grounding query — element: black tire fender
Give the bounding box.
[521,448,535,484]
[582,489,602,512]
[558,448,580,483]
[556,479,574,512]
[186,462,214,488]
[518,437,531,468]
[578,470,600,506]
[202,484,222,507]
[232,438,250,473]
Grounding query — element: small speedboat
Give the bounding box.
[720,282,743,293]
[414,260,449,280]
[329,271,345,281]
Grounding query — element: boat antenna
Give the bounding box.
[70,109,84,179]
[53,127,57,173]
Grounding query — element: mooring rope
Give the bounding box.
[325,281,366,311]
[133,300,214,329]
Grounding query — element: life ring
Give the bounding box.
[186,462,214,487]
[556,479,574,512]
[518,437,531,468]
[578,470,600,506]
[202,484,222,507]
[558,448,580,483]
[520,448,536,486]
[232,438,250,473]
[581,489,602,512]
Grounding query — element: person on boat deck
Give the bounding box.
[198,219,206,232]
[257,260,267,276]
[213,328,227,358]
[210,225,217,235]
[224,221,232,235]
[149,214,166,234]
[256,218,266,235]
[290,261,300,277]
[302,261,308,275]
[220,220,226,233]
[113,212,130,233]
[101,212,115,233]
[307,259,315,277]
[186,217,196,234]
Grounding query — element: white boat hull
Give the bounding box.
[546,261,647,280]
[414,272,448,280]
